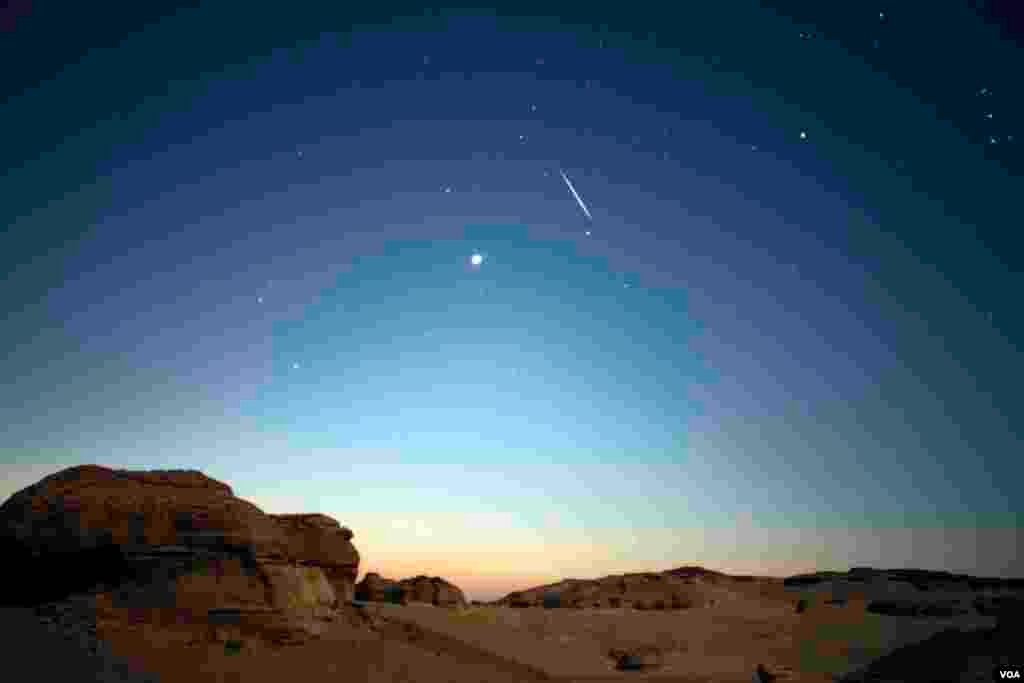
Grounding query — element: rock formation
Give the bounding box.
[354,572,467,608]
[0,464,360,645]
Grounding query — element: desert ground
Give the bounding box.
[9,574,1009,683]
[3,467,1017,683]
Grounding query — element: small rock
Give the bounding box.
[609,646,665,671]
[753,663,777,682]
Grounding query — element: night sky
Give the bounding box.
[2,1,1022,599]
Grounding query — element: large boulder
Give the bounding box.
[0,464,360,645]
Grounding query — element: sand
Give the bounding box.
[7,580,1003,683]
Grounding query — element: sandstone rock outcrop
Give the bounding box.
[354,572,467,607]
[0,464,360,645]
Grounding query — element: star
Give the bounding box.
[799,130,808,140]
[585,230,591,236]
[530,104,537,112]
[471,253,483,266]
[257,296,264,304]
[750,144,759,151]
[443,186,452,193]
[292,362,300,370]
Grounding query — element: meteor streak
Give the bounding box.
[559,168,593,221]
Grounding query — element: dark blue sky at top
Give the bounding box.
[1,1,1022,576]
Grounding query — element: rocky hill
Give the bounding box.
[490,565,767,609]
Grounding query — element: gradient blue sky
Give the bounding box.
[2,2,1021,600]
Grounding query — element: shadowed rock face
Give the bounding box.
[835,623,1020,682]
[866,599,971,618]
[0,464,360,644]
[354,573,467,608]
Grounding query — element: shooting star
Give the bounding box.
[559,168,593,221]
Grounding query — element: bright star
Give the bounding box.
[471,253,483,266]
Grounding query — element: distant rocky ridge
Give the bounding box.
[490,565,757,609]
[0,464,360,645]
[784,567,1024,591]
[784,567,1024,625]
[355,572,467,608]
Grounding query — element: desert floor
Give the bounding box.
[5,581,1001,683]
